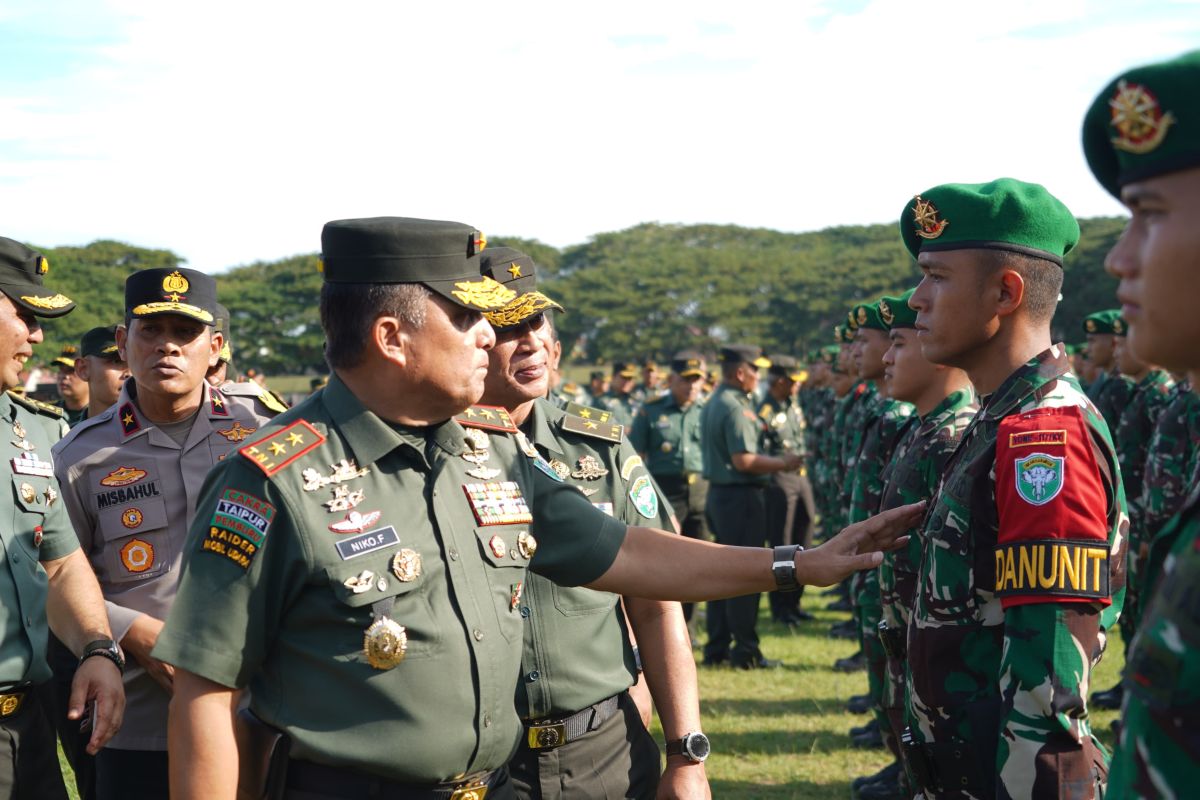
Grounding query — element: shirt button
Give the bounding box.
[449,547,459,561]
[528,670,540,681]
[473,629,484,641]
[519,607,530,618]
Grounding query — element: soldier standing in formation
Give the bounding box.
[1082,310,1132,435]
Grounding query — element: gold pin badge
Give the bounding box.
[571,455,609,480]
[489,535,507,559]
[363,617,407,670]
[661,442,673,453]
[549,459,571,480]
[517,531,538,559]
[11,422,25,440]
[343,570,377,594]
[391,549,422,582]
[19,483,35,503]
[323,485,366,513]
[43,486,57,506]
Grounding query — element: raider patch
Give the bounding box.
[202,489,277,572]
[239,420,325,476]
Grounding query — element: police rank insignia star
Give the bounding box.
[463,481,533,526]
[363,617,407,670]
[391,549,421,582]
[302,459,370,492]
[571,455,609,480]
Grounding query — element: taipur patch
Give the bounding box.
[211,489,276,546]
[1014,452,1064,506]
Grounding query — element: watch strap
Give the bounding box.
[772,544,802,592]
[80,639,125,674]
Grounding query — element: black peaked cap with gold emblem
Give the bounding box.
[478,246,564,329]
[670,349,705,378]
[321,217,514,312]
[718,344,771,368]
[126,267,218,325]
[80,325,121,359]
[0,236,75,318]
[52,344,79,369]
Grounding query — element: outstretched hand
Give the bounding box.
[797,502,925,587]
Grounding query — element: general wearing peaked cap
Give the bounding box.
[320,217,514,312]
[1083,50,1200,198]
[899,178,1079,266]
[0,236,75,318]
[478,247,563,329]
[126,267,218,325]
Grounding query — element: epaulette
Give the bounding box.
[220,382,289,415]
[239,420,325,476]
[561,411,623,444]
[563,401,615,424]
[454,405,518,433]
[7,390,66,419]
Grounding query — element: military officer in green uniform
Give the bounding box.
[758,355,817,624]
[900,179,1126,799]
[630,349,710,635]
[1082,310,1133,435]
[0,236,127,799]
[53,344,89,426]
[478,247,709,800]
[1083,50,1200,797]
[599,362,640,428]
[154,217,921,800]
[53,268,282,800]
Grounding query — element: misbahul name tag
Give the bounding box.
[463,481,533,526]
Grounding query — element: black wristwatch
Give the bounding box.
[80,639,125,674]
[665,731,710,763]
[773,544,803,592]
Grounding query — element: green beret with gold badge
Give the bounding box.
[478,247,563,329]
[1112,316,1129,337]
[879,289,918,329]
[899,177,1080,266]
[851,302,888,332]
[1083,309,1121,335]
[1083,50,1200,198]
[320,217,514,312]
[0,236,75,318]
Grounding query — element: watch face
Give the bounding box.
[684,732,711,761]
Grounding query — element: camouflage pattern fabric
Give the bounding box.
[1108,480,1200,800]
[906,346,1128,800]
[1087,369,1135,440]
[804,387,836,536]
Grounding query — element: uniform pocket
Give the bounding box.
[326,549,441,660]
[473,527,533,643]
[96,494,171,583]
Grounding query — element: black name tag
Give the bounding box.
[335,526,400,561]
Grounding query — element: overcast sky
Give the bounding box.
[1,1,1197,273]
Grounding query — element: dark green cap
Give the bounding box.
[80,325,120,359]
[320,217,513,312]
[612,361,639,378]
[879,289,918,329]
[213,303,232,362]
[0,236,75,318]
[1083,50,1200,198]
[1083,309,1121,335]
[851,302,888,332]
[670,349,705,378]
[718,344,771,368]
[900,177,1079,266]
[478,247,563,329]
[126,267,218,325]
[1113,316,1129,337]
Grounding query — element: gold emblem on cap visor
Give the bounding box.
[879,300,894,326]
[162,270,190,294]
[20,294,73,310]
[451,275,517,310]
[1109,79,1175,155]
[912,195,949,240]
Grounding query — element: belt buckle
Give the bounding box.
[687,473,697,485]
[527,721,567,750]
[0,693,23,718]
[450,782,488,800]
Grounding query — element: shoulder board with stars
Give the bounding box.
[561,413,623,444]
[454,405,518,433]
[7,391,66,419]
[564,402,613,424]
[220,382,289,415]
[239,420,325,476]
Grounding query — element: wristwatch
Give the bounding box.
[80,638,125,674]
[773,544,803,592]
[665,731,710,763]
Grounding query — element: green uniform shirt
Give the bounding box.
[700,383,766,486]
[0,392,80,684]
[153,376,628,783]
[517,399,675,718]
[756,395,806,459]
[629,394,705,476]
[598,390,637,429]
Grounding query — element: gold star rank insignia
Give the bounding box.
[454,405,519,433]
[508,262,522,278]
[240,420,326,476]
[287,431,304,447]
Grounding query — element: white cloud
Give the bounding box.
[0,0,1197,272]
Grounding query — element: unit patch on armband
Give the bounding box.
[1014,453,1065,506]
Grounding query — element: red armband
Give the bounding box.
[993,406,1111,609]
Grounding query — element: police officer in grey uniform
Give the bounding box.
[53,268,279,799]
[0,236,126,800]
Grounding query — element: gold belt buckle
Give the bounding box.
[450,781,488,800]
[0,693,23,718]
[687,473,697,485]
[527,721,567,750]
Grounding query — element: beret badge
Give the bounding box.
[911,195,949,240]
[1085,319,1097,333]
[879,299,894,326]
[1113,318,1126,335]
[856,307,867,326]
[1109,79,1175,155]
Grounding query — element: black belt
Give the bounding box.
[877,621,907,660]
[285,760,500,800]
[524,693,622,750]
[901,727,986,795]
[0,682,32,720]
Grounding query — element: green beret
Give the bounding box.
[126,268,218,325]
[1113,316,1129,336]
[1083,309,1121,335]
[0,236,75,318]
[1083,50,1200,198]
[821,345,840,364]
[479,247,564,329]
[321,217,514,312]
[899,177,1079,266]
[879,289,918,330]
[851,302,887,332]
[835,324,855,344]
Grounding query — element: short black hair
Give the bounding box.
[320,282,431,370]
[978,250,1063,323]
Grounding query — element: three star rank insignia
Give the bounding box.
[239,420,326,476]
[455,405,519,433]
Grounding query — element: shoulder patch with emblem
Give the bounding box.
[561,413,623,443]
[620,455,644,480]
[455,405,518,433]
[993,406,1111,609]
[239,420,325,476]
[628,474,659,519]
[202,488,276,571]
[209,388,230,417]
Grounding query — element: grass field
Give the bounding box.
[58,591,1124,799]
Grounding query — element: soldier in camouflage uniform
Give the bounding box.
[856,289,976,800]
[1082,310,1133,435]
[825,326,862,625]
[1083,50,1200,797]
[900,178,1126,800]
[804,347,839,539]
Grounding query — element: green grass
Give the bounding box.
[57,591,1124,799]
